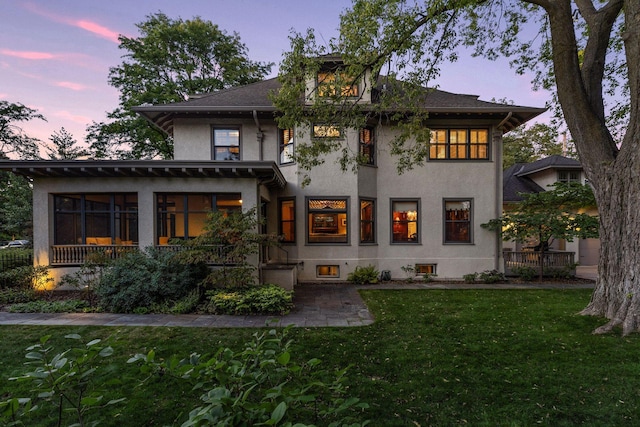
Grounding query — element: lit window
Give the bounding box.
[54,193,138,246]
[360,199,375,244]
[359,127,375,165]
[444,199,472,243]
[416,264,437,275]
[317,265,340,277]
[392,200,419,243]
[279,198,296,243]
[213,128,240,160]
[313,124,342,139]
[279,128,295,165]
[156,193,241,244]
[317,71,358,97]
[429,129,489,160]
[307,198,348,244]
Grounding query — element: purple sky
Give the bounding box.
[2,1,551,152]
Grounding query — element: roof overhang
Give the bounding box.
[0,160,287,189]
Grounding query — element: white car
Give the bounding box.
[4,240,30,249]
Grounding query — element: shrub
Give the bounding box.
[205,284,293,315]
[479,270,505,284]
[347,265,380,284]
[0,265,50,290]
[8,299,88,313]
[512,266,537,281]
[423,272,438,283]
[0,287,37,304]
[463,273,478,283]
[95,247,209,313]
[129,327,368,426]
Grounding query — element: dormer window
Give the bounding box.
[558,170,580,183]
[317,70,358,97]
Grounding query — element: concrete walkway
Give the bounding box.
[0,278,595,328]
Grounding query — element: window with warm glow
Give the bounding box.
[429,129,489,160]
[279,128,295,164]
[307,198,348,244]
[391,199,419,243]
[317,265,340,277]
[317,71,358,97]
[313,124,342,139]
[279,198,296,243]
[359,127,375,165]
[416,264,437,275]
[444,199,472,243]
[156,193,241,244]
[212,127,240,160]
[360,199,375,244]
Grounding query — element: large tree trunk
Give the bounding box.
[541,0,640,334]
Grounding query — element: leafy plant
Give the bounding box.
[0,287,37,304]
[58,250,114,307]
[129,327,368,426]
[347,265,380,285]
[400,264,416,282]
[205,284,293,315]
[463,273,478,283]
[95,247,208,313]
[180,208,280,289]
[0,265,51,291]
[8,299,89,313]
[423,272,438,283]
[8,334,125,427]
[479,270,506,284]
[512,266,537,281]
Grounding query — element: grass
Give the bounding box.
[2,289,639,426]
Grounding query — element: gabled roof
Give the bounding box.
[133,77,545,135]
[515,155,581,177]
[503,163,545,202]
[503,155,583,202]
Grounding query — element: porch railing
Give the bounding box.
[51,244,239,266]
[503,250,576,276]
[51,245,138,265]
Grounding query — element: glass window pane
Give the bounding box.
[214,129,239,146]
[445,200,471,243]
[392,201,418,243]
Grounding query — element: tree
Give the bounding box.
[482,183,599,280]
[0,100,44,160]
[0,171,33,240]
[87,12,273,160]
[45,127,89,160]
[503,123,574,169]
[275,0,638,334]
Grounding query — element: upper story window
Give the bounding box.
[279,128,295,165]
[317,70,359,97]
[359,127,375,165]
[212,127,240,161]
[313,124,342,139]
[558,170,580,184]
[429,129,489,160]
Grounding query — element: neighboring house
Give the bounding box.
[0,59,545,286]
[503,155,599,266]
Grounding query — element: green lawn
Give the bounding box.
[2,289,639,426]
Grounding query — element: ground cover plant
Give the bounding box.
[2,289,640,426]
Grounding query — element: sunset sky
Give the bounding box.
[2,0,551,152]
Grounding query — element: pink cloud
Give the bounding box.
[0,49,56,60]
[54,110,92,124]
[56,81,88,91]
[24,3,123,44]
[75,20,120,43]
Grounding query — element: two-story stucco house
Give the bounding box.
[0,63,544,287]
[503,155,600,266]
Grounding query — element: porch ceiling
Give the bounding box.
[0,160,287,189]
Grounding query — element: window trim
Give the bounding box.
[429,128,490,161]
[316,69,359,98]
[278,197,296,244]
[359,198,376,244]
[306,196,350,245]
[557,170,581,184]
[279,128,295,165]
[390,198,421,244]
[443,198,474,244]
[211,126,241,161]
[359,126,375,166]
